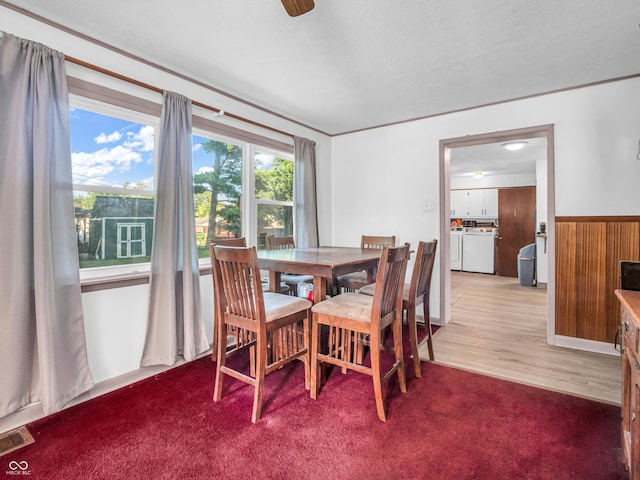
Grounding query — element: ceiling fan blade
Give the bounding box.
[281,0,315,17]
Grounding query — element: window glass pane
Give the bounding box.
[71,108,155,190]
[257,204,294,249]
[71,107,155,269]
[76,194,154,266]
[255,153,293,201]
[192,135,243,258]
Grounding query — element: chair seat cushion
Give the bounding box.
[311,292,373,323]
[358,283,376,296]
[263,292,311,321]
[359,282,412,301]
[281,274,314,284]
[336,271,368,284]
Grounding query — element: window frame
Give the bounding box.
[69,94,160,280]
[251,145,295,250]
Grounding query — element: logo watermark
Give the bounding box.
[6,460,31,476]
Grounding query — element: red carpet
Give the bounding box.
[1,333,626,480]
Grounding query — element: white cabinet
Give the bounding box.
[467,190,485,217]
[450,190,469,217]
[483,189,498,217]
[450,189,498,218]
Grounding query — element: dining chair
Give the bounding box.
[211,244,312,423]
[310,243,410,421]
[265,235,314,296]
[360,240,438,378]
[336,235,396,293]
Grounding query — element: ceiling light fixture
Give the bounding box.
[501,141,528,151]
[473,171,484,179]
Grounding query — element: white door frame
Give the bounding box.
[438,124,556,345]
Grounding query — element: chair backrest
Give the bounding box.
[211,245,266,331]
[408,240,438,301]
[370,244,410,329]
[266,235,296,250]
[361,235,396,249]
[209,237,247,263]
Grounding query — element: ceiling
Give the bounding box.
[450,137,546,179]
[3,0,640,136]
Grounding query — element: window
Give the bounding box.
[255,151,294,250]
[192,133,243,258]
[191,130,295,257]
[69,92,294,276]
[70,101,156,272]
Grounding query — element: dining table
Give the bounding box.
[257,246,383,304]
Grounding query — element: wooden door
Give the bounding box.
[496,186,536,277]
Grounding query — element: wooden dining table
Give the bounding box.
[257,246,382,304]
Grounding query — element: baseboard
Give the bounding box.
[554,335,620,356]
[415,314,442,327]
[0,349,212,435]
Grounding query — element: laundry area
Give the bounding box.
[448,142,545,287]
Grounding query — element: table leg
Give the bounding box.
[268,271,281,293]
[366,267,376,284]
[313,276,327,304]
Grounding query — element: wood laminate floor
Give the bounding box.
[421,271,622,405]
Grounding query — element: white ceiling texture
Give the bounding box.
[3,0,640,174]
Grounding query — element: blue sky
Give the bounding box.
[70,108,277,190]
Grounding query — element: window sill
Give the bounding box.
[80,264,213,293]
[81,272,150,293]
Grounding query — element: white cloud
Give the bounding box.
[94,131,123,144]
[255,153,275,170]
[193,143,202,153]
[123,125,154,152]
[197,166,214,174]
[72,146,143,187]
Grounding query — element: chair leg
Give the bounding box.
[303,313,311,390]
[423,301,434,361]
[406,306,422,379]
[251,338,267,424]
[310,316,321,399]
[211,321,218,363]
[213,321,227,402]
[250,345,256,377]
[369,331,387,422]
[393,314,407,394]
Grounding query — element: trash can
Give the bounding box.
[517,243,536,286]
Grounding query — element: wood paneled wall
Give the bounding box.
[555,217,640,343]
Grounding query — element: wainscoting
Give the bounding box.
[555,216,640,343]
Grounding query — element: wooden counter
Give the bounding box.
[615,288,640,479]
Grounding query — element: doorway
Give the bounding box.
[438,124,556,344]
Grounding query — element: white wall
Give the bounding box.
[332,76,640,323]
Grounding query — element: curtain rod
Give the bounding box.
[65,55,295,139]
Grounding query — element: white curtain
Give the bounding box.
[0,32,94,418]
[294,136,319,248]
[141,91,209,367]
